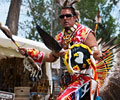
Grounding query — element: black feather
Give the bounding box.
[36,24,62,52]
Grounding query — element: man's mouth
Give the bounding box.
[64,22,69,25]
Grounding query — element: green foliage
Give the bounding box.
[21,0,119,43]
[22,0,51,41]
[76,0,119,42]
[115,33,120,44]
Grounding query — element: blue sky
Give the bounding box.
[0,1,10,24]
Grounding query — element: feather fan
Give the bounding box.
[96,38,120,87]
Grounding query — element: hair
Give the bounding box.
[61,6,77,16]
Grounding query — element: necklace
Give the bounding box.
[62,23,78,49]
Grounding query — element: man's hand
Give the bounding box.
[59,49,68,57]
[93,50,102,60]
[18,48,27,56]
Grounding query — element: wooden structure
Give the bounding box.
[0,31,54,99]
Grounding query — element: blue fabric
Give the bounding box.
[95,96,102,100]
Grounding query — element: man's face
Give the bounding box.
[60,8,77,29]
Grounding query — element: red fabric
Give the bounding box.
[27,48,44,64]
[57,75,91,100]
[55,24,93,46]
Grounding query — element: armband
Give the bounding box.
[91,46,98,51]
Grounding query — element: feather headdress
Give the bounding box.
[56,0,80,19]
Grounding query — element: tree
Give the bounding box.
[6,0,22,35]
[76,0,119,42]
[20,0,51,41]
[21,0,120,42]
[20,0,62,41]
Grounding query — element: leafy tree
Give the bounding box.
[21,0,120,43]
[20,0,51,41]
[76,0,119,42]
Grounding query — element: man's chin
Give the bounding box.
[64,25,70,29]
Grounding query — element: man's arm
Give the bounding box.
[43,51,59,62]
[18,48,59,63]
[84,32,102,60]
[84,32,98,47]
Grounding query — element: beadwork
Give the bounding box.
[62,23,78,49]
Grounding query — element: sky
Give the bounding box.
[0,1,10,24]
[111,1,120,36]
[0,0,120,38]
[0,1,31,37]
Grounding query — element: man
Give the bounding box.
[19,0,102,99]
[19,7,101,63]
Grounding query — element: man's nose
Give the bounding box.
[63,16,67,19]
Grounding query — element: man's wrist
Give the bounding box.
[50,52,59,61]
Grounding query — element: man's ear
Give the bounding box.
[74,16,78,22]
[74,16,77,19]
